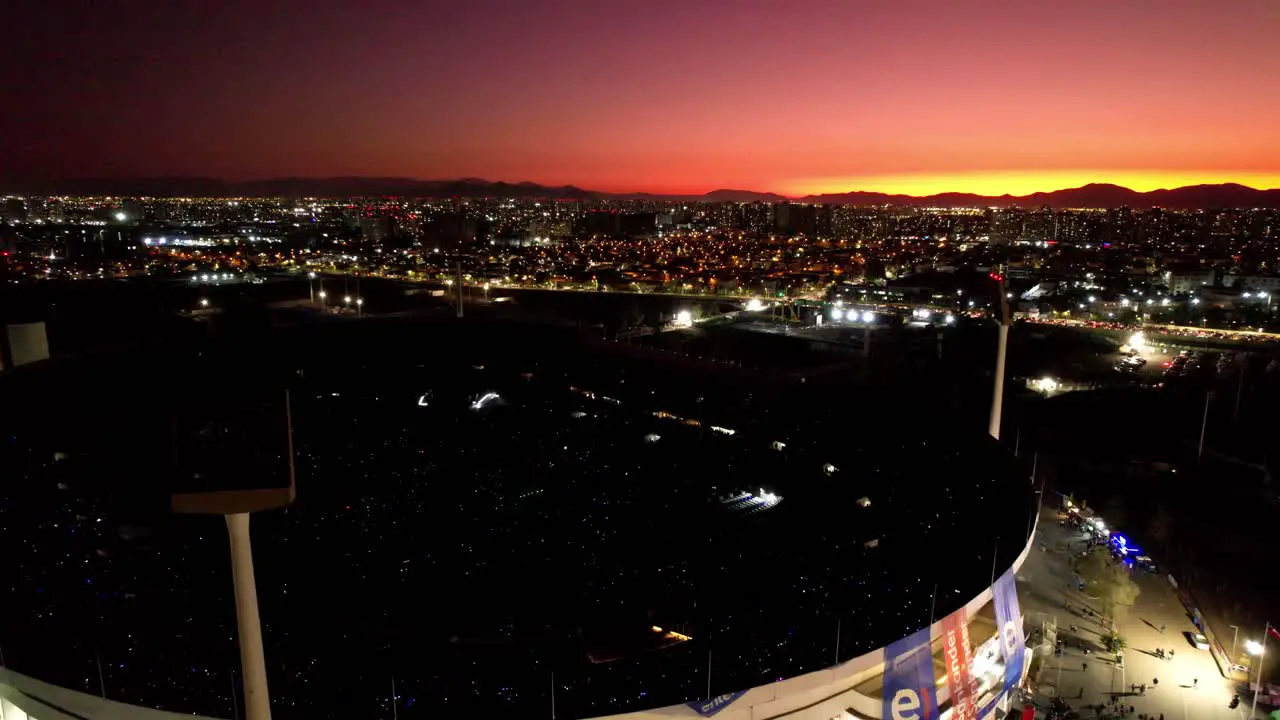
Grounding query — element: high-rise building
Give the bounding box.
[425,213,482,250]
[742,202,774,233]
[989,209,1025,245]
[360,215,397,244]
[2,198,27,222]
[774,203,818,236]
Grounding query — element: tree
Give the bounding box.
[626,303,645,330]
[1104,631,1127,654]
[1074,550,1141,626]
[1146,504,1174,555]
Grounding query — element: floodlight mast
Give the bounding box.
[989,266,1011,440]
[171,390,297,720]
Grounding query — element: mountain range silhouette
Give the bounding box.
[8,178,1280,209]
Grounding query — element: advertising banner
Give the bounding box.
[687,691,746,717]
[993,568,1026,694]
[942,608,977,720]
[882,626,939,720]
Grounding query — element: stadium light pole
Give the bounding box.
[225,513,269,719]
[391,675,399,720]
[456,262,465,318]
[1249,622,1269,720]
[171,390,297,720]
[989,268,1011,440]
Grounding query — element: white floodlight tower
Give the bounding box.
[989,266,1010,440]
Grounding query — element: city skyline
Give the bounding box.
[5,0,1280,195]
[5,2,1280,719]
[9,176,1280,207]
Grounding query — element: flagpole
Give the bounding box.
[1027,453,1040,543]
[1198,391,1210,461]
[391,675,399,720]
[550,671,556,720]
[834,618,842,666]
[1250,621,1268,720]
[990,538,999,587]
[929,584,938,627]
[230,668,240,720]
[706,647,713,700]
[96,650,107,698]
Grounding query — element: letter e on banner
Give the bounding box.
[882,626,938,720]
[890,689,922,720]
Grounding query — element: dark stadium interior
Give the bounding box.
[0,300,1035,718]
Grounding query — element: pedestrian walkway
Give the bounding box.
[1015,505,1259,719]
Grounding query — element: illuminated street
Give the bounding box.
[1019,505,1262,719]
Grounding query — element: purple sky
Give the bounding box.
[4,0,1279,194]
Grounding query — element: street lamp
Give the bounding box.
[1127,332,1147,353]
[1230,624,1240,659]
[1251,623,1271,720]
[356,297,364,319]
[199,298,209,308]
[307,272,317,303]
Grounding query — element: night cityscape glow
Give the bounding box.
[3,3,1280,720]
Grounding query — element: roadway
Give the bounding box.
[307,271,1280,350]
[1022,317,1280,349]
[475,284,1280,347]
[1019,505,1261,719]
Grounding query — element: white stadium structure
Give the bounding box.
[2,512,1037,720]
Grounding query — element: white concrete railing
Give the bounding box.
[0,517,1039,720]
[0,668,221,720]
[597,508,1040,720]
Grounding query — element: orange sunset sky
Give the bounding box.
[5,0,1280,196]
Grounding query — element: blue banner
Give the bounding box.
[687,691,746,717]
[993,568,1026,694]
[882,626,939,720]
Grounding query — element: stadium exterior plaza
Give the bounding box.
[1018,505,1258,720]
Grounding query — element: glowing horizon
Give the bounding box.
[5,1,1280,194]
[778,171,1280,199]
